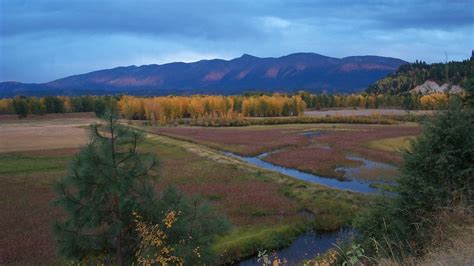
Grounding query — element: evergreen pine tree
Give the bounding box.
[12,96,28,118]
[53,111,159,265]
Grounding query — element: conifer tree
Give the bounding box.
[53,111,159,265]
[12,96,28,118]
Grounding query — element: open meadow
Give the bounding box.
[0,113,383,265]
[150,122,421,181]
[1,107,470,266]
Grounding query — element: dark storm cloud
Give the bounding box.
[0,0,472,82]
[281,0,473,30]
[1,1,262,39]
[3,1,472,37]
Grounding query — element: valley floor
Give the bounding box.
[0,113,419,264]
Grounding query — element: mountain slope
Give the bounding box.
[366,58,474,94]
[0,53,407,97]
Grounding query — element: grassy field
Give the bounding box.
[0,115,371,264]
[366,136,415,152]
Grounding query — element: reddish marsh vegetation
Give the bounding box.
[0,151,68,265]
[153,126,312,156]
[143,139,301,227]
[265,124,421,178]
[0,128,303,264]
[153,123,421,179]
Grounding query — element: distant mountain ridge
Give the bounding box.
[0,53,407,97]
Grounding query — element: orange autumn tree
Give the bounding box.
[241,94,305,117]
[118,94,305,123]
[420,93,449,109]
[134,211,183,265]
[118,95,145,119]
[0,98,13,114]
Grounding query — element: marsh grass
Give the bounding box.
[369,183,398,192]
[0,153,70,174]
[139,132,371,262]
[366,136,415,152]
[0,122,372,264]
[214,223,306,264]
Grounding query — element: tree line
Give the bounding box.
[299,92,463,110]
[0,94,306,121]
[0,93,464,120]
[0,95,117,118]
[118,95,306,123]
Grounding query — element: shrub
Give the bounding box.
[354,107,474,259]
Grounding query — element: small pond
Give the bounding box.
[299,131,324,138]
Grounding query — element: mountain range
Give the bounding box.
[0,53,407,97]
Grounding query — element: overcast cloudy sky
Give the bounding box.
[0,0,473,83]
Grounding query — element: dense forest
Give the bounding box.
[367,57,474,94]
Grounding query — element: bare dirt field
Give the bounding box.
[0,113,97,153]
[0,112,96,122]
[304,108,434,117]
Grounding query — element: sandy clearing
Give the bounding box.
[304,108,434,117]
[0,112,96,122]
[0,124,90,153]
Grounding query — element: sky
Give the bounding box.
[0,0,473,83]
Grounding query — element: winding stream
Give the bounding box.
[223,137,396,264]
[224,152,387,194]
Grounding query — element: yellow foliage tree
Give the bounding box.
[0,98,13,114]
[134,211,183,265]
[420,93,449,109]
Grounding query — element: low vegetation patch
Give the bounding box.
[366,136,415,152]
[0,153,69,174]
[184,114,399,127]
[214,224,306,264]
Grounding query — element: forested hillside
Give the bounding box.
[367,57,474,94]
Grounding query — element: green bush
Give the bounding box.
[354,107,474,259]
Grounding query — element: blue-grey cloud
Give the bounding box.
[0,0,473,82]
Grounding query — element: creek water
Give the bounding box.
[225,141,395,265]
[337,155,399,184]
[224,152,383,194]
[238,228,355,266]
